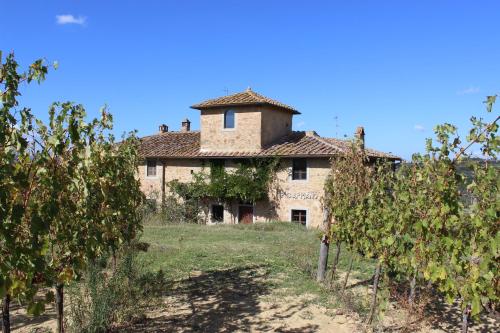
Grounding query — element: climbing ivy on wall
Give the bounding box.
[167,158,281,213]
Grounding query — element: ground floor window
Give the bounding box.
[211,204,224,222]
[291,209,307,226]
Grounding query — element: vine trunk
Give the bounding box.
[56,284,64,333]
[367,262,382,325]
[1,294,10,333]
[329,242,342,284]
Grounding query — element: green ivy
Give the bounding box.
[168,158,281,204]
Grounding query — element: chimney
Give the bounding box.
[355,126,365,149]
[159,124,168,133]
[181,118,191,132]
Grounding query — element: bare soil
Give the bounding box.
[10,266,499,332]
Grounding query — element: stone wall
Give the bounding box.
[200,106,262,152]
[268,158,331,228]
[138,157,331,228]
[138,159,163,201]
[260,107,293,147]
[164,158,205,183]
[199,106,294,152]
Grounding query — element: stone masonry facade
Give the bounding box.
[138,157,331,228]
[138,89,400,228]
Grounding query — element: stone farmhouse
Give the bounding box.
[138,88,400,228]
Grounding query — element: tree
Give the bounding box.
[322,96,498,331]
[1,51,144,333]
[0,52,52,333]
[323,144,373,284]
[34,103,144,333]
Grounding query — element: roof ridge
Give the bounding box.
[140,131,200,139]
[310,135,346,152]
[321,136,401,159]
[246,89,266,103]
[191,89,300,114]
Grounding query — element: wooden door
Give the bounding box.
[238,205,254,224]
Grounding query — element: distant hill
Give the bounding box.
[397,157,498,207]
[456,157,499,180]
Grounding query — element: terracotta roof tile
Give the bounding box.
[138,131,200,158]
[190,88,300,114]
[138,131,401,160]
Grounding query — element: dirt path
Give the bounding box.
[10,266,500,332]
[116,266,359,333]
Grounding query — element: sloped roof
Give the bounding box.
[190,88,300,114]
[138,131,400,160]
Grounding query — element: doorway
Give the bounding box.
[238,205,254,224]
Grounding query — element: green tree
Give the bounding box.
[1,51,144,333]
[0,52,53,333]
[324,145,373,283]
[322,96,498,331]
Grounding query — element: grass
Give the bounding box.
[139,222,376,306]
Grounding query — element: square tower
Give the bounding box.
[191,88,300,152]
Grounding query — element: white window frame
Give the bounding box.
[290,207,309,227]
[290,158,308,182]
[222,109,237,131]
[145,159,158,179]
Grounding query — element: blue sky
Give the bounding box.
[1,1,499,159]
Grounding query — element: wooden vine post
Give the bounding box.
[1,295,10,333]
[329,242,342,283]
[316,208,330,282]
[367,262,382,325]
[55,284,64,333]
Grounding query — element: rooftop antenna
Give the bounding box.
[223,87,229,95]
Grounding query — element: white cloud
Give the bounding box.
[56,14,87,25]
[457,86,480,95]
[296,121,305,129]
[414,124,425,132]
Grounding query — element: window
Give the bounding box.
[292,159,307,180]
[146,159,157,177]
[291,209,307,226]
[211,204,224,222]
[224,110,235,129]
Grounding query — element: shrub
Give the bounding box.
[66,246,167,333]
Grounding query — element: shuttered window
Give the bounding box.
[292,159,307,180]
[146,159,157,177]
[224,110,235,128]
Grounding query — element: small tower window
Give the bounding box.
[224,110,235,129]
